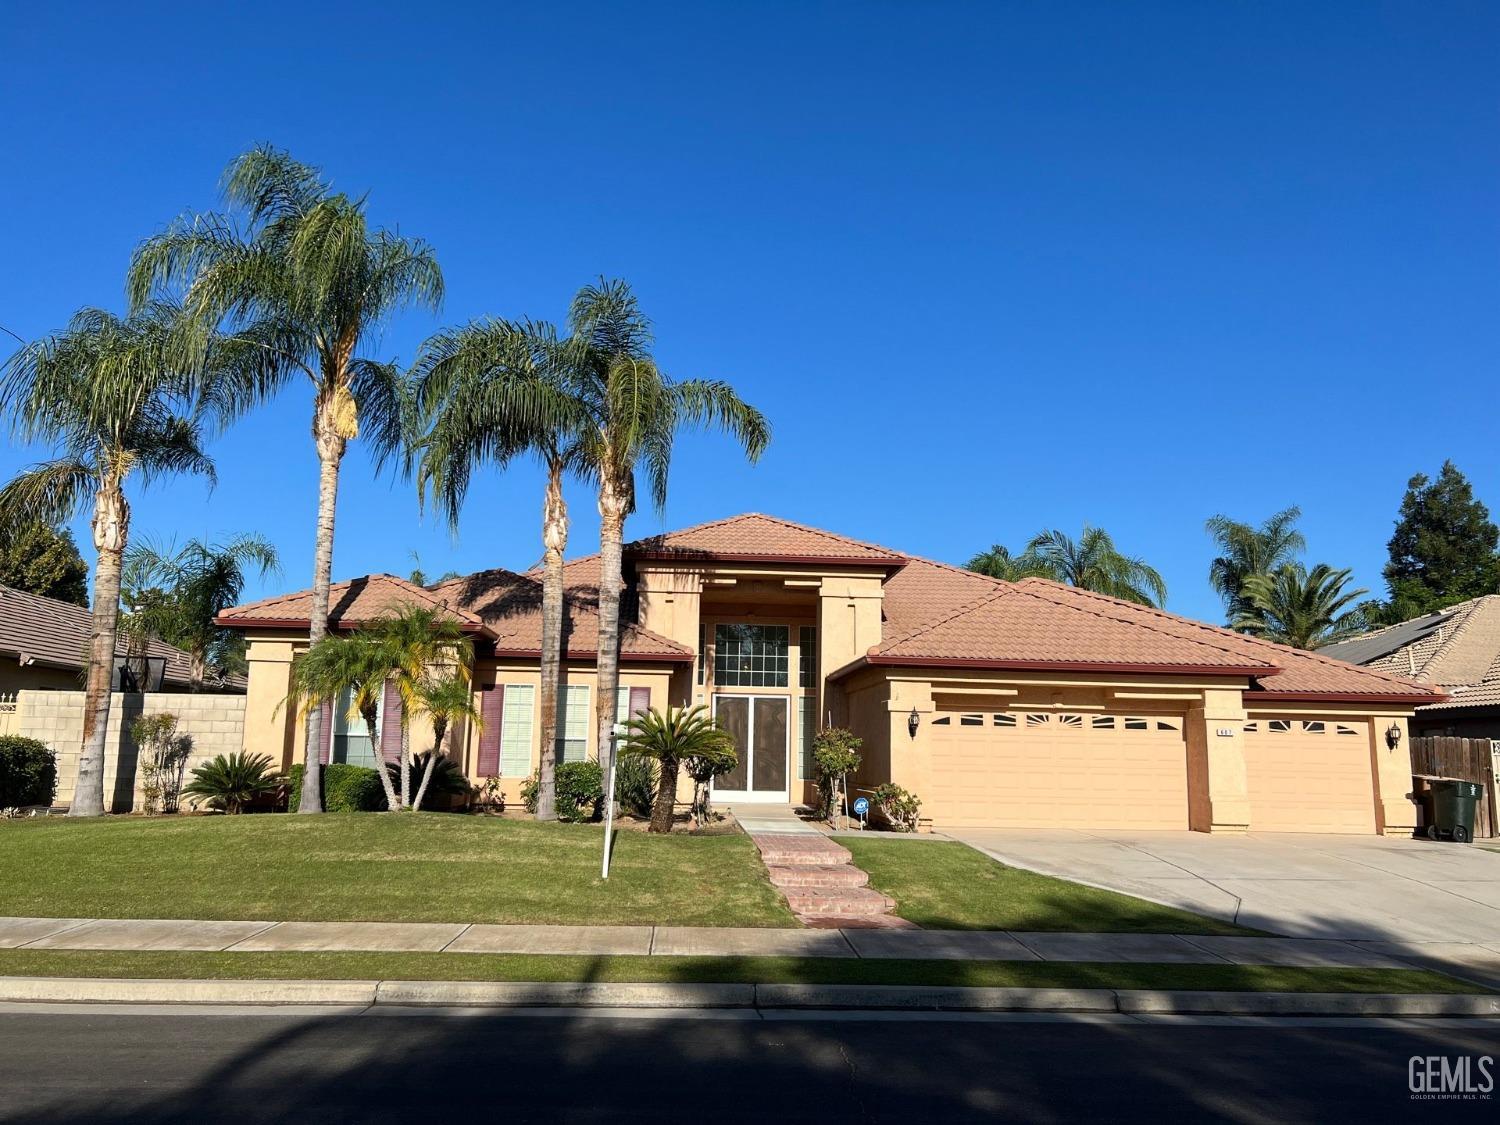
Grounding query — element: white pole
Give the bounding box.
[601,723,624,880]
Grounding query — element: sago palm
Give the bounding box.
[1206,506,1305,631]
[1233,562,1368,650]
[129,145,443,812]
[1026,526,1168,608]
[411,318,586,821]
[0,302,222,816]
[123,533,280,688]
[568,280,770,779]
[620,705,737,834]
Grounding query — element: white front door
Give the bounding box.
[712,694,790,803]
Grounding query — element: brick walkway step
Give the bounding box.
[798,913,920,930]
[782,887,897,917]
[750,835,853,867]
[766,864,869,889]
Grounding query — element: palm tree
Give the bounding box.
[412,318,585,821]
[1233,563,1368,650]
[286,629,402,811]
[966,544,1052,581]
[1205,507,1305,631]
[410,671,482,812]
[129,145,443,813]
[620,705,737,833]
[567,280,770,781]
[1025,526,1168,607]
[0,303,221,816]
[123,533,280,688]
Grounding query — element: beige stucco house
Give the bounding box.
[220,514,1442,834]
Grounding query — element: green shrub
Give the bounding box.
[812,727,863,820]
[287,763,387,812]
[0,736,57,808]
[872,782,922,832]
[615,754,657,819]
[520,770,540,814]
[182,752,281,814]
[555,759,604,823]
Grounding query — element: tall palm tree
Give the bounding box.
[0,303,221,816]
[620,705,737,834]
[567,280,770,780]
[1026,526,1168,608]
[412,318,586,821]
[123,533,280,688]
[1233,563,1368,650]
[129,145,443,812]
[965,544,1052,582]
[410,671,483,812]
[1205,506,1305,631]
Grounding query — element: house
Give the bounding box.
[1321,596,1500,740]
[219,514,1441,834]
[0,583,234,696]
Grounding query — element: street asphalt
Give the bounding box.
[0,1005,1495,1123]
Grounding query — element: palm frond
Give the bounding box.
[0,459,95,533]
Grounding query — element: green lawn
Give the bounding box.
[0,948,1475,994]
[0,814,796,928]
[843,839,1256,935]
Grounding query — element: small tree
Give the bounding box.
[621,705,736,834]
[812,727,863,826]
[409,671,481,812]
[286,632,401,811]
[684,746,737,829]
[130,713,191,814]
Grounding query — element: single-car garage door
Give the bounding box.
[1243,718,1376,833]
[927,710,1189,829]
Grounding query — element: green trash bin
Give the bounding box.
[1426,779,1482,844]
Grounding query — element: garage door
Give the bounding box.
[1243,718,1376,833]
[927,710,1189,829]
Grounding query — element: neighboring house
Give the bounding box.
[220,513,1440,834]
[1322,596,1500,740]
[0,583,240,696]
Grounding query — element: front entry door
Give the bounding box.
[712,695,789,803]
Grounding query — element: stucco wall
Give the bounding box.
[16,690,247,813]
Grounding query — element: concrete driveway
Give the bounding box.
[948,829,1500,945]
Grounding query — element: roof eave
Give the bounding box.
[834,654,1275,679]
[627,549,906,572]
[215,615,489,635]
[488,647,694,665]
[1249,690,1449,706]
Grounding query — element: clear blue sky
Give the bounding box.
[3,2,1497,624]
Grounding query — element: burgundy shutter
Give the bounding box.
[380,679,403,764]
[318,700,333,765]
[629,686,650,718]
[477,685,504,776]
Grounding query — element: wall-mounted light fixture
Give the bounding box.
[1385,722,1403,750]
[908,707,921,739]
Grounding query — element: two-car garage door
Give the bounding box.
[928,710,1189,829]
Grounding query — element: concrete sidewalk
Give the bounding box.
[2,915,1490,978]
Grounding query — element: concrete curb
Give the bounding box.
[0,977,1496,1017]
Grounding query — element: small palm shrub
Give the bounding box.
[0,736,56,808]
[873,782,922,833]
[621,706,737,833]
[388,753,468,810]
[812,728,863,821]
[182,752,282,814]
[287,763,387,812]
[615,754,657,819]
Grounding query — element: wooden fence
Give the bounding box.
[1410,735,1499,839]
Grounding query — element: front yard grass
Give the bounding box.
[0,948,1476,994]
[842,839,1256,935]
[0,814,796,928]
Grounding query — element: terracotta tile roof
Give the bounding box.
[0,583,235,690]
[426,568,691,662]
[217,574,487,631]
[626,513,905,567]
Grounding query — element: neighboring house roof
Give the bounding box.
[626,513,907,568]
[1321,596,1500,712]
[0,583,228,690]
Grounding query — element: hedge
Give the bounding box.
[286,763,387,812]
[0,736,57,808]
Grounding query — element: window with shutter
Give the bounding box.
[379,680,403,764]
[559,685,590,762]
[477,686,504,776]
[500,685,535,777]
[615,686,651,723]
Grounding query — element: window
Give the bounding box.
[959,713,983,726]
[334,686,382,767]
[1059,714,1083,727]
[559,685,590,763]
[616,686,651,723]
[1092,716,1116,730]
[1244,721,1259,733]
[1269,719,1292,734]
[1026,713,1049,727]
[932,715,951,726]
[799,626,818,688]
[1335,724,1360,736]
[994,713,1017,728]
[697,623,706,686]
[500,685,534,776]
[1302,721,1326,734]
[1124,717,1149,730]
[714,624,789,687]
[799,695,815,779]
[1156,719,1181,732]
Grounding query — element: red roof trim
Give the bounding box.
[1248,690,1447,705]
[853,654,1276,677]
[627,548,905,570]
[214,615,487,634]
[488,647,693,665]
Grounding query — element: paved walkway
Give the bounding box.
[4,915,1496,981]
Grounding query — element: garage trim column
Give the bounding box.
[887,678,934,823]
[1370,712,1416,835]
[1188,687,1250,833]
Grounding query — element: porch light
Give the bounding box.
[908,707,920,739]
[1385,722,1402,750]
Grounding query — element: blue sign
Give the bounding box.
[852,797,870,817]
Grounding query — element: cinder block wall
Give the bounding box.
[17,690,247,813]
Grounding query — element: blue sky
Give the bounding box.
[3,2,1497,624]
